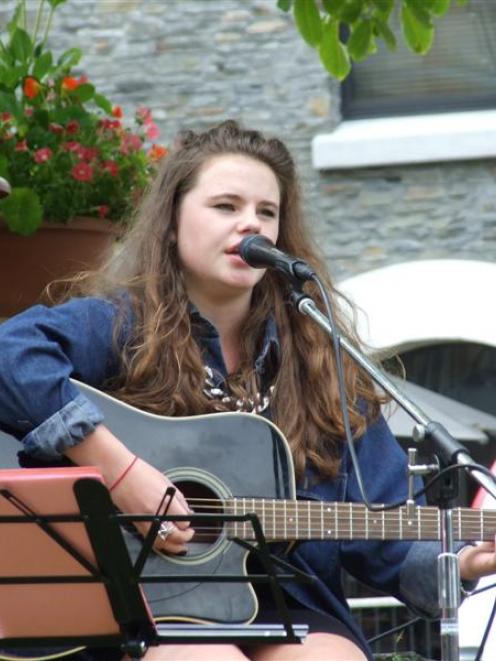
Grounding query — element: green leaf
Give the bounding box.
[93,92,113,115]
[432,0,451,16]
[371,0,394,14]
[293,0,322,48]
[336,0,363,24]
[0,154,10,180]
[401,3,434,54]
[0,188,43,236]
[47,0,69,7]
[374,17,397,50]
[348,19,373,61]
[0,90,23,119]
[10,28,33,64]
[1,62,28,88]
[0,41,15,68]
[322,0,345,16]
[404,0,434,27]
[319,19,351,80]
[72,82,95,102]
[7,4,23,37]
[56,47,83,69]
[33,51,53,80]
[277,0,293,11]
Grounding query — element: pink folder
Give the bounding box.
[0,467,122,639]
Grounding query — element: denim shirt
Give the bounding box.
[0,297,472,657]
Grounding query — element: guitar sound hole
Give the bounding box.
[174,480,224,557]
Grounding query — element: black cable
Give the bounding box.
[310,274,385,511]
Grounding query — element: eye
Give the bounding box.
[259,208,277,219]
[214,203,235,212]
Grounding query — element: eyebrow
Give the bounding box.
[208,193,279,210]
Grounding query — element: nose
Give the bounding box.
[237,208,262,235]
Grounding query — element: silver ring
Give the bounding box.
[157,522,174,541]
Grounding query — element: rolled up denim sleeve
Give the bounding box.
[22,394,104,458]
[0,297,123,457]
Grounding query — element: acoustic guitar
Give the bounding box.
[0,381,494,659]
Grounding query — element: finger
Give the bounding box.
[156,526,195,554]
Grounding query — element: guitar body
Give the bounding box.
[77,381,296,624]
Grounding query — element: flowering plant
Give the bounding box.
[0,0,167,235]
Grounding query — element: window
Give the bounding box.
[312,0,496,169]
[341,0,496,120]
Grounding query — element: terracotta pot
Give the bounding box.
[0,217,120,318]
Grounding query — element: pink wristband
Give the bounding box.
[109,455,139,492]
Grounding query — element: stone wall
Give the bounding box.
[2,0,495,281]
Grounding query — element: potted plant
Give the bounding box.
[0,0,167,316]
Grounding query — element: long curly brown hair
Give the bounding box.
[65,120,385,481]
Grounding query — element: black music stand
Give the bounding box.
[0,468,309,659]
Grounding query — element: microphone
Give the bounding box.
[239,235,315,282]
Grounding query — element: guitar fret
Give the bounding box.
[284,499,287,540]
[226,498,496,544]
[232,498,237,538]
[273,498,276,540]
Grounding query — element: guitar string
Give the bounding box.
[142,498,495,540]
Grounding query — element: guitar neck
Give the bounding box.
[225,499,495,542]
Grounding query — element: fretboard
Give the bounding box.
[225,499,496,542]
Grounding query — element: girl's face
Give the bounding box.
[177,154,280,305]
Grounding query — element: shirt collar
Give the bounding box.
[189,304,280,388]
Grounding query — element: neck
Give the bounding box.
[189,291,252,373]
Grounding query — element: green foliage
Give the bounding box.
[279,0,467,79]
[0,0,168,235]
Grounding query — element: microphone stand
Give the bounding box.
[290,289,496,661]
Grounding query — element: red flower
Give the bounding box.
[15,139,28,152]
[61,76,79,91]
[97,205,110,218]
[23,77,41,99]
[103,160,119,177]
[1,112,12,122]
[71,162,94,182]
[34,147,53,163]
[49,123,64,134]
[120,132,142,155]
[147,144,168,161]
[79,147,99,161]
[99,118,121,131]
[63,141,82,153]
[145,121,160,141]
[112,105,123,118]
[66,120,80,134]
[136,106,152,123]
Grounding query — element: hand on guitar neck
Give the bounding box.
[458,538,496,583]
[64,423,194,554]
